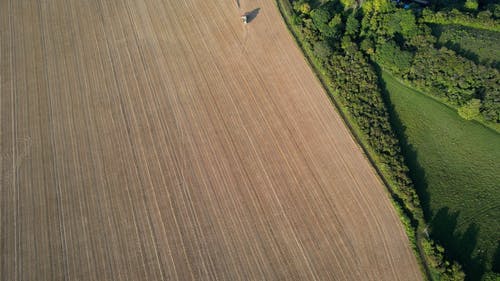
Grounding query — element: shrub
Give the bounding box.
[293,0,311,15]
[464,0,479,11]
[481,272,500,281]
[458,98,481,120]
[345,12,360,37]
[313,40,333,59]
[375,41,413,74]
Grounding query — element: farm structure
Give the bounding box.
[0,0,422,280]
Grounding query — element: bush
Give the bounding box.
[482,272,500,281]
[313,40,333,59]
[360,38,375,54]
[458,98,481,120]
[293,0,311,15]
[375,41,413,74]
[385,9,418,39]
[464,0,479,11]
[345,12,360,37]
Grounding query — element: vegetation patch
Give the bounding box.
[382,70,500,280]
[363,10,500,130]
[421,8,500,32]
[431,24,500,69]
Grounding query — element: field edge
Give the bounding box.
[273,0,440,280]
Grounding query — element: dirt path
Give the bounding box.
[0,0,422,280]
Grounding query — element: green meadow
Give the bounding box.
[382,71,500,279]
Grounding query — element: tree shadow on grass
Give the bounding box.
[373,63,432,220]
[433,208,487,280]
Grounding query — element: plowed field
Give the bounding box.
[0,0,422,280]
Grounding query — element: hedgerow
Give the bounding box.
[275,0,471,279]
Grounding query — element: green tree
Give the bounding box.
[328,14,343,37]
[375,41,413,73]
[293,1,311,15]
[313,40,333,58]
[464,0,479,11]
[373,0,392,13]
[311,8,336,37]
[491,4,500,19]
[442,263,466,281]
[458,99,481,120]
[362,1,374,13]
[340,0,357,9]
[481,88,500,122]
[345,13,360,37]
[341,35,358,54]
[386,10,417,39]
[360,38,375,55]
[310,8,331,25]
[478,10,493,21]
[301,18,321,43]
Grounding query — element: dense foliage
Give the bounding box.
[422,8,500,32]
[359,3,500,125]
[408,48,499,121]
[426,0,500,27]
[374,41,413,73]
[432,24,500,69]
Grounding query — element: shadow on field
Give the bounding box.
[245,8,260,23]
[374,64,487,280]
[432,209,487,280]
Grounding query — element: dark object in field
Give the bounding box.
[243,8,260,24]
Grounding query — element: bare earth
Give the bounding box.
[0,0,423,280]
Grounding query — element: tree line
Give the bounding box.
[279,0,500,278]
[278,0,471,279]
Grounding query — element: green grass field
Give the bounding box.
[432,24,500,69]
[381,71,500,280]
